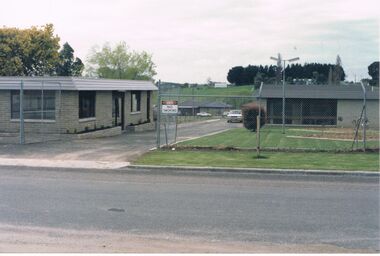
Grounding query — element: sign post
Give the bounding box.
[161,100,178,146]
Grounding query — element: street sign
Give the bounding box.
[161,100,178,114]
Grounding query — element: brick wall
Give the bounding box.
[337,99,379,128]
[0,90,156,135]
[124,91,154,128]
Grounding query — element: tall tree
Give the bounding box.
[0,24,60,76]
[56,42,84,76]
[227,66,245,85]
[368,61,379,86]
[86,42,156,80]
[332,55,345,85]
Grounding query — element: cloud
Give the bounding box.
[0,0,378,82]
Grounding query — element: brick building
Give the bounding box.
[255,84,379,128]
[0,77,157,138]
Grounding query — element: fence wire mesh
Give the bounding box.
[0,80,63,144]
[156,83,379,152]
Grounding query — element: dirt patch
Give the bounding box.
[0,224,375,253]
[289,127,379,140]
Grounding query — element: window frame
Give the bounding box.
[79,91,96,119]
[10,90,56,120]
[131,91,141,113]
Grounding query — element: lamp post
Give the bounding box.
[270,55,299,134]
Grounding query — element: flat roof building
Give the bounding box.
[0,77,158,143]
[255,84,379,128]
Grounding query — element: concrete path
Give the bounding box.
[0,119,238,167]
[0,158,130,169]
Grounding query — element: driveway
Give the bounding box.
[0,119,239,162]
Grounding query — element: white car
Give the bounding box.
[196,112,212,117]
[227,110,243,123]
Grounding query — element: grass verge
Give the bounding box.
[134,150,379,171]
[178,127,379,151]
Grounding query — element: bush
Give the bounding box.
[241,103,266,132]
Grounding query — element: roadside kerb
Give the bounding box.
[127,164,380,177]
[0,157,377,177]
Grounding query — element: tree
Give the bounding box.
[0,24,60,76]
[227,66,245,85]
[86,42,156,80]
[332,55,345,85]
[241,103,266,132]
[368,61,379,86]
[55,42,84,76]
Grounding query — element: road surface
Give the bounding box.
[0,166,378,252]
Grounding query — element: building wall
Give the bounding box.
[337,99,379,128]
[0,90,61,134]
[59,91,114,133]
[124,91,153,126]
[0,90,155,135]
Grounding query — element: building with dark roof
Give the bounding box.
[255,84,379,128]
[178,100,232,116]
[0,77,157,140]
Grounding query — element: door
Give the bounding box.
[112,92,125,129]
[147,91,151,122]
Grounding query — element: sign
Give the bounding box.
[161,100,178,114]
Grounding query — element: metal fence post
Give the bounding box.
[257,82,263,157]
[360,82,367,151]
[58,82,62,140]
[19,80,25,144]
[156,80,161,149]
[41,80,45,143]
[282,60,286,134]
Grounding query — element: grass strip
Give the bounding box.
[134,150,379,171]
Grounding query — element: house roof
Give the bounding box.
[179,100,232,108]
[0,77,157,91]
[256,84,379,100]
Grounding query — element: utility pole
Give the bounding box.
[270,54,300,134]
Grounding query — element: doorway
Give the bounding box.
[112,91,125,129]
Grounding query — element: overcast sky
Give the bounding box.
[1,0,378,83]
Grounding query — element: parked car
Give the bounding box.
[196,112,212,117]
[222,111,230,117]
[227,110,242,123]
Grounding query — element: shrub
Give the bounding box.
[241,103,266,132]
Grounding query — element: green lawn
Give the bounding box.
[134,150,380,171]
[153,85,255,104]
[163,85,255,96]
[179,127,379,151]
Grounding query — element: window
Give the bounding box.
[79,91,96,119]
[267,98,337,125]
[131,91,141,112]
[11,90,55,120]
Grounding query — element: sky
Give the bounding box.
[1,0,379,83]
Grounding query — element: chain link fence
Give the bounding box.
[0,80,63,144]
[156,82,379,152]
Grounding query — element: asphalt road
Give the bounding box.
[0,166,378,251]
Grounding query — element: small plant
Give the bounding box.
[241,103,266,132]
